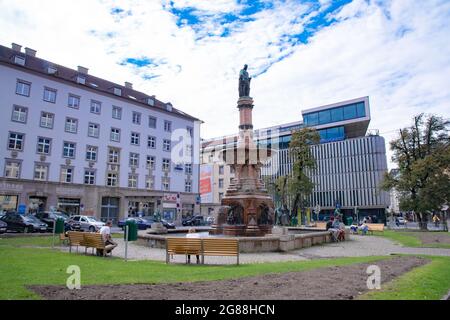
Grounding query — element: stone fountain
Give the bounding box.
[210,65,275,236]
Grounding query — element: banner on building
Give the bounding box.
[200,164,213,203]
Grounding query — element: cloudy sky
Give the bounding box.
[1,0,449,167]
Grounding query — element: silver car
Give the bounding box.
[69,215,105,232]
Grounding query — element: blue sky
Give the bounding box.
[0,0,449,167]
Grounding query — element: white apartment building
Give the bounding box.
[0,43,201,225]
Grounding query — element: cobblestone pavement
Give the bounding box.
[58,235,450,264]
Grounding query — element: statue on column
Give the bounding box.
[239,64,252,97]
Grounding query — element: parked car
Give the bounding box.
[67,215,105,232]
[35,211,70,231]
[161,219,176,229]
[0,220,7,233]
[118,217,148,230]
[182,215,204,226]
[395,217,406,225]
[0,213,48,233]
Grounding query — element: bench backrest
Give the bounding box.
[166,238,202,254]
[367,223,384,231]
[67,231,85,245]
[315,222,327,229]
[202,238,239,256]
[83,233,105,249]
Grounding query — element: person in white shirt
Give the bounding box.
[186,228,200,264]
[98,221,117,256]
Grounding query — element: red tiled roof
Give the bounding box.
[0,44,200,121]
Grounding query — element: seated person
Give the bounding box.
[98,221,118,256]
[359,222,369,235]
[327,217,340,242]
[186,228,200,264]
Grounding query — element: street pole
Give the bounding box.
[125,225,129,262]
[52,219,55,249]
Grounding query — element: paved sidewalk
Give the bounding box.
[58,235,450,264]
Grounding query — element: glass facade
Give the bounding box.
[304,102,366,126]
[318,126,345,143]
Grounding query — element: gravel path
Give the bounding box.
[57,234,450,264]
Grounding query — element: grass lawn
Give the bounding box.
[359,255,450,300]
[375,230,450,249]
[0,236,391,300]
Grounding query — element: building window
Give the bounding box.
[14,55,26,66]
[65,117,78,133]
[63,142,76,158]
[90,100,101,114]
[43,87,57,103]
[60,167,74,183]
[164,120,172,132]
[77,76,86,84]
[131,132,140,145]
[146,155,155,169]
[230,166,235,174]
[110,128,120,142]
[185,163,192,175]
[162,158,170,172]
[129,152,139,167]
[145,175,154,190]
[162,177,170,191]
[132,112,141,125]
[16,80,30,97]
[4,160,21,179]
[68,94,80,108]
[84,169,96,185]
[112,106,122,119]
[219,178,224,189]
[128,174,138,188]
[36,137,51,155]
[185,180,192,192]
[108,148,120,164]
[11,105,27,123]
[34,164,49,181]
[187,126,193,137]
[106,173,118,187]
[147,136,156,148]
[149,116,157,128]
[113,87,122,96]
[85,146,98,161]
[40,112,54,129]
[186,144,193,157]
[8,132,24,151]
[88,123,100,138]
[163,139,171,152]
[219,165,224,175]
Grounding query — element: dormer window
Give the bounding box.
[47,66,57,75]
[14,55,25,66]
[113,87,122,96]
[77,76,86,85]
[166,103,173,112]
[147,98,155,106]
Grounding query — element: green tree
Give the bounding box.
[287,128,321,221]
[382,114,450,230]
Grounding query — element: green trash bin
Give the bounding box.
[54,217,65,234]
[124,220,138,241]
[346,217,353,226]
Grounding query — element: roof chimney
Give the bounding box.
[77,66,89,74]
[11,43,22,52]
[24,47,37,57]
[125,82,133,89]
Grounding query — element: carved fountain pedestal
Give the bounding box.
[210,96,275,237]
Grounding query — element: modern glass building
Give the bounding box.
[201,96,390,223]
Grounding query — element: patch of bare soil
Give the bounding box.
[412,232,450,245]
[30,256,428,300]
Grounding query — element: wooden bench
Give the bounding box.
[367,223,384,234]
[166,238,202,264]
[202,238,239,265]
[83,233,111,257]
[165,238,240,265]
[67,231,85,253]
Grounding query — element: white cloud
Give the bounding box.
[0,0,449,168]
